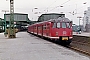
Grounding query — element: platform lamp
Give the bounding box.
[32,8,38,21]
[77,16,82,28]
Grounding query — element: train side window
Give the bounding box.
[52,23,56,28]
[43,25,46,29]
[47,24,50,29]
[38,26,40,30]
[57,22,60,28]
[62,23,66,28]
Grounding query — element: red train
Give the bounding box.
[28,17,73,45]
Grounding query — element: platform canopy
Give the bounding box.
[4,13,28,22]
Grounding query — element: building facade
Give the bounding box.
[83,7,90,32]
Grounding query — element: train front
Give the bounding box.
[51,17,73,45]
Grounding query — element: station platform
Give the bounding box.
[0,32,90,60]
[73,32,90,37]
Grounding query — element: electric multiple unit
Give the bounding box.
[28,17,73,45]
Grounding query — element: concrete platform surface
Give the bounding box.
[0,32,90,60]
[73,32,90,37]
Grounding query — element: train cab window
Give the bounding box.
[52,23,56,28]
[57,22,61,28]
[66,23,70,28]
[62,23,66,28]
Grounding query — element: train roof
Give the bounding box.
[48,17,71,22]
[38,13,65,22]
[40,13,65,15]
[29,17,72,26]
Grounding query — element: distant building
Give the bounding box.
[83,7,90,32]
[4,13,31,31]
[4,13,30,26]
[38,13,65,22]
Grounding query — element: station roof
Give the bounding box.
[5,13,28,15]
[4,13,28,22]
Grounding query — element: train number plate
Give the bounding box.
[62,37,68,40]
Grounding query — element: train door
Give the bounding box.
[51,22,57,37]
[46,23,50,36]
[41,25,43,36]
[32,26,34,34]
[37,25,38,35]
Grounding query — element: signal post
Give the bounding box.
[4,0,17,38]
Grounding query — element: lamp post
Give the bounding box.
[32,8,38,12]
[77,16,82,27]
[59,5,63,14]
[32,8,38,21]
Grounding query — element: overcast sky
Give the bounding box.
[0,0,90,25]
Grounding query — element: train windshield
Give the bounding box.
[62,22,70,28]
[57,23,61,28]
[52,22,61,28]
[62,23,66,28]
[52,23,56,28]
[66,23,70,28]
[52,22,71,28]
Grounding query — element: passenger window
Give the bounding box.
[43,25,46,29]
[47,24,50,29]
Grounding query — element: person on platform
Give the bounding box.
[78,28,81,34]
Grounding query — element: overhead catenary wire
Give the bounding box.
[0,0,89,15]
[45,0,71,13]
[47,0,58,8]
[70,2,87,15]
[43,0,58,12]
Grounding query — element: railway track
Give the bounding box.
[68,45,90,56]
[52,40,90,56]
[66,40,90,56]
[47,39,90,56]
[29,33,90,56]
